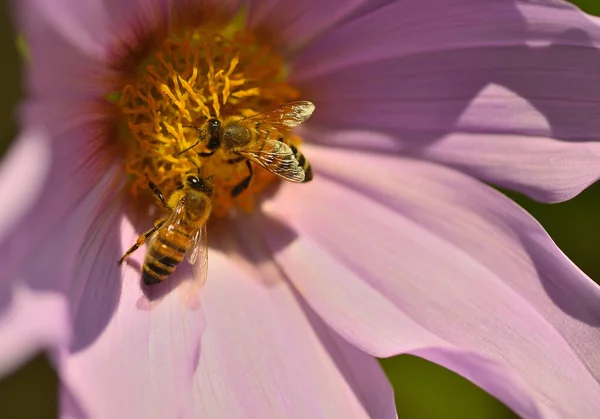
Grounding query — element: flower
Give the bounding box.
[2,0,600,417]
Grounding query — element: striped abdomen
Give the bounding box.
[289,143,313,182]
[142,222,195,286]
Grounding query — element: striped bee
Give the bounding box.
[118,174,213,286]
[179,101,315,197]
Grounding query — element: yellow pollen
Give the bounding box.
[116,25,301,217]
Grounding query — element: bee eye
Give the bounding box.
[187,176,199,185]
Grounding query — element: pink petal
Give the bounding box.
[100,0,242,58]
[59,212,396,418]
[292,0,600,202]
[262,144,600,418]
[20,0,112,60]
[58,205,205,418]
[17,0,111,99]
[1,108,117,280]
[292,0,600,81]
[0,125,103,377]
[0,117,119,377]
[299,124,600,203]
[101,0,168,33]
[0,128,57,376]
[18,0,241,99]
[0,283,69,377]
[192,248,396,418]
[246,0,394,53]
[0,127,52,242]
[0,171,118,374]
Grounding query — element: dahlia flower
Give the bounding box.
[2,0,600,417]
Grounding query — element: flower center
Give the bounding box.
[114,21,301,217]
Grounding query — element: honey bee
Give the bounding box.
[179,101,315,197]
[118,174,214,286]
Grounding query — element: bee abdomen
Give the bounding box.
[142,262,171,285]
[158,234,188,254]
[143,239,186,286]
[290,144,313,182]
[302,162,313,182]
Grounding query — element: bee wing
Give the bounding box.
[144,200,187,251]
[185,222,209,289]
[239,140,306,183]
[242,101,315,135]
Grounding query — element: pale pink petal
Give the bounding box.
[299,125,600,203]
[0,168,117,379]
[260,223,546,418]
[246,0,394,52]
[261,145,600,418]
[0,110,119,377]
[17,1,111,99]
[0,124,93,376]
[19,0,172,66]
[102,0,167,32]
[58,203,205,419]
[101,0,242,44]
[292,0,600,202]
[21,0,112,60]
[18,0,241,99]
[292,0,600,81]
[192,248,396,419]
[21,0,192,58]
[335,0,398,25]
[58,211,395,418]
[0,283,69,378]
[162,0,241,21]
[0,126,52,242]
[1,105,116,279]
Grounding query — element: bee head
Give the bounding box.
[186,175,215,196]
[206,118,221,150]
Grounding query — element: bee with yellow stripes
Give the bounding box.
[119,173,213,286]
[179,101,315,197]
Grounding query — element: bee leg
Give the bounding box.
[224,156,245,164]
[231,159,253,198]
[145,176,168,208]
[118,219,165,265]
[177,126,203,156]
[198,150,216,157]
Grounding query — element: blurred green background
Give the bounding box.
[0,0,599,418]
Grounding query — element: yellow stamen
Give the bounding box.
[115,22,301,217]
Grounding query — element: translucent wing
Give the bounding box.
[241,101,315,135]
[144,201,209,288]
[185,222,209,289]
[145,200,187,252]
[239,139,305,183]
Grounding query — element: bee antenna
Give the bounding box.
[177,126,204,156]
[189,159,201,175]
